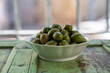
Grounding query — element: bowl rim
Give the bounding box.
[27,40,90,48]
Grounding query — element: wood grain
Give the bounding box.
[38,46,110,73]
[29,51,37,73]
[8,49,33,73]
[0,40,38,73]
[1,48,18,73]
[0,40,110,73]
[0,40,18,47]
[0,48,12,71]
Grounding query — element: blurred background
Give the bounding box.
[0,0,110,40]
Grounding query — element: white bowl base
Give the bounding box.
[39,55,79,62]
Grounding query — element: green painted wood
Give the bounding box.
[0,40,18,47]
[101,40,110,47]
[0,40,35,73]
[38,46,110,73]
[88,39,110,47]
[29,51,38,73]
[15,40,31,49]
[0,40,110,73]
[8,49,33,73]
[0,40,30,48]
[0,48,12,71]
[1,48,18,73]
[88,39,102,46]
[103,45,110,53]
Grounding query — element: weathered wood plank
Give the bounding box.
[102,40,110,47]
[88,39,110,47]
[103,45,110,53]
[0,40,30,48]
[29,51,38,73]
[0,40,35,73]
[0,40,110,73]
[38,46,110,73]
[88,39,102,46]
[8,49,33,73]
[15,40,31,49]
[0,48,12,71]
[1,48,18,73]
[0,40,18,47]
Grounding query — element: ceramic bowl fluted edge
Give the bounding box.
[27,35,90,61]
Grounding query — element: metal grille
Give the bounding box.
[0,0,110,40]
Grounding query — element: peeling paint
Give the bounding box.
[38,42,110,73]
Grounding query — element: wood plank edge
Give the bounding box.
[28,51,38,73]
[0,40,18,47]
[0,46,14,48]
[0,47,18,73]
[87,45,102,47]
[103,45,110,53]
[0,40,18,42]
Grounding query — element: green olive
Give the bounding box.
[71,33,86,43]
[48,28,59,38]
[61,29,69,35]
[45,40,58,45]
[71,30,79,34]
[42,26,51,33]
[59,40,69,46]
[51,24,62,31]
[35,33,41,38]
[63,35,70,43]
[64,24,72,32]
[32,38,40,44]
[40,31,43,34]
[53,32,63,42]
[40,34,49,44]
[81,37,86,42]
[32,24,86,46]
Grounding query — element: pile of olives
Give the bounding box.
[32,24,86,46]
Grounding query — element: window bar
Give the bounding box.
[14,0,22,40]
[46,0,51,26]
[76,0,81,30]
[106,0,110,31]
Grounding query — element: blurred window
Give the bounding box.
[0,0,109,39]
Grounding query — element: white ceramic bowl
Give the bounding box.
[27,36,89,61]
